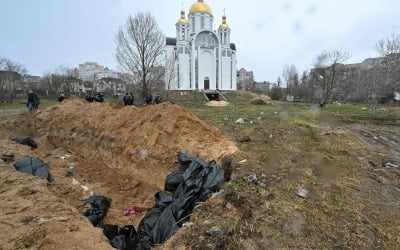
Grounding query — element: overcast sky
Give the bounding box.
[0,0,399,82]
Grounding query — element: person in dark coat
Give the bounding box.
[145,94,153,105]
[93,93,104,102]
[27,90,35,112]
[33,93,40,109]
[129,93,134,105]
[155,94,162,105]
[85,93,93,102]
[123,93,129,106]
[58,93,66,102]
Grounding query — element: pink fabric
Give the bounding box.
[122,209,136,216]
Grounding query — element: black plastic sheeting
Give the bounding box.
[1,153,15,163]
[10,136,38,149]
[83,153,225,250]
[136,154,225,249]
[83,196,111,228]
[14,157,54,182]
[103,225,139,250]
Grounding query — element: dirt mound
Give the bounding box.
[0,98,237,248]
[0,144,112,250]
[205,100,230,107]
[250,99,267,105]
[250,93,271,101]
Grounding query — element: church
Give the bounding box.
[165,0,237,91]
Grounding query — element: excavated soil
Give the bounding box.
[0,98,237,249]
[205,100,230,107]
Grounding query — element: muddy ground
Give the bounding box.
[0,94,399,249]
[163,93,400,249]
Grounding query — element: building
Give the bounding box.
[253,81,271,94]
[237,68,254,91]
[77,62,120,82]
[165,0,237,91]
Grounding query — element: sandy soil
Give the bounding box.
[0,98,237,249]
[205,101,230,107]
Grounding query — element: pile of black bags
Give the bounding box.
[83,153,225,250]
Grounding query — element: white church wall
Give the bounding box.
[198,49,214,90]
[178,53,191,89]
[231,54,237,90]
[221,56,231,90]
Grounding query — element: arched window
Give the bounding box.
[195,32,218,49]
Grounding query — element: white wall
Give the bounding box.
[178,53,191,89]
[198,49,214,90]
[221,56,231,90]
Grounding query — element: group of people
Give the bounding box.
[123,93,134,106]
[145,94,162,105]
[26,90,162,112]
[85,93,104,103]
[27,90,40,112]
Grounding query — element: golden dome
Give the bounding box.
[177,9,188,24]
[189,0,213,15]
[219,23,230,29]
[177,18,188,24]
[219,14,230,29]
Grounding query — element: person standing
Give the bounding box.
[155,94,162,105]
[27,90,35,112]
[33,92,40,110]
[129,93,134,105]
[58,93,66,102]
[123,93,129,106]
[145,94,153,105]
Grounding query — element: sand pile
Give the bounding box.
[0,98,237,245]
[29,98,236,163]
[205,100,230,107]
[0,142,112,250]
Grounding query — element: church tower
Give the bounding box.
[218,14,231,48]
[176,10,189,43]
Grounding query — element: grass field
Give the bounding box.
[176,92,400,249]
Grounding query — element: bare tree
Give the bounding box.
[277,77,282,87]
[164,50,180,100]
[310,50,350,107]
[0,57,27,103]
[282,64,297,87]
[115,12,165,100]
[165,52,178,90]
[376,34,400,95]
[40,66,82,97]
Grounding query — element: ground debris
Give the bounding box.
[384,162,399,169]
[10,136,38,149]
[1,153,15,163]
[206,226,222,237]
[295,188,309,199]
[235,118,245,124]
[38,216,69,225]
